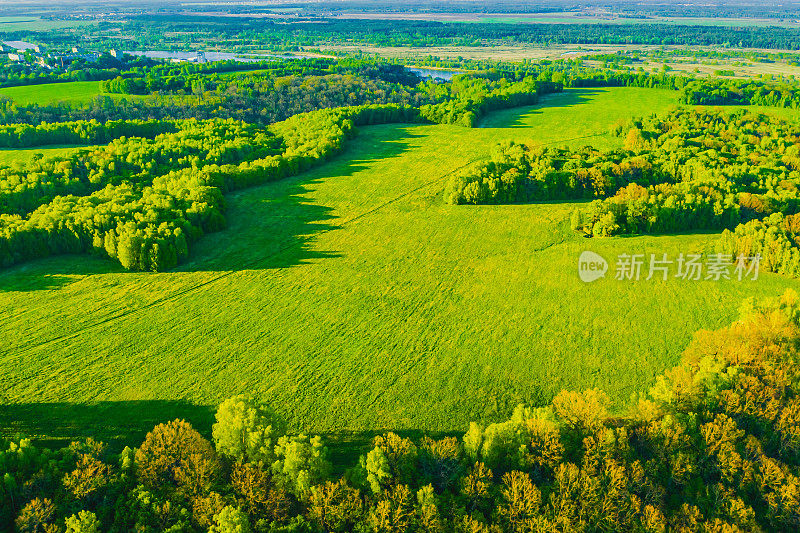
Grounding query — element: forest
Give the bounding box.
[681,79,800,108]
[7,3,800,532]
[0,53,147,90]
[448,108,800,278]
[10,55,782,128]
[4,290,800,532]
[0,106,423,271]
[13,53,800,130]
[39,17,800,52]
[0,61,569,126]
[0,69,563,271]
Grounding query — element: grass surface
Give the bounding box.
[0,17,95,31]
[318,45,800,81]
[0,81,117,105]
[2,87,799,453]
[0,145,91,166]
[332,12,800,27]
[470,15,800,27]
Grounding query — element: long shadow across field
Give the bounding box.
[479,88,603,129]
[0,259,121,292]
[0,400,218,449]
[179,125,424,273]
[0,92,603,291]
[1,90,613,292]
[0,125,424,290]
[0,400,457,471]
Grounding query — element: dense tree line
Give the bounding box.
[0,119,277,216]
[0,71,424,126]
[98,60,420,97]
[0,65,560,128]
[577,182,743,237]
[0,118,285,270]
[681,78,800,108]
[0,80,412,127]
[91,17,800,51]
[718,212,800,277]
[521,62,691,91]
[0,55,295,91]
[97,59,332,96]
[0,64,120,88]
[99,57,799,112]
[449,109,800,242]
[0,53,153,89]
[576,110,800,237]
[446,142,667,205]
[419,76,560,127]
[194,73,427,125]
[4,290,800,531]
[0,119,177,148]
[0,57,704,129]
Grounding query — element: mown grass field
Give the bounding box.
[2,87,799,452]
[0,145,91,166]
[0,17,95,31]
[0,81,116,105]
[334,12,800,27]
[471,15,800,27]
[317,44,800,81]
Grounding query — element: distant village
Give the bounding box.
[1,41,210,70]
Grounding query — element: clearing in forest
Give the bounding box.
[1,87,797,447]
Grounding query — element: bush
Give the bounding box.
[135,419,222,498]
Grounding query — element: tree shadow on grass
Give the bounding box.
[613,228,729,239]
[175,177,345,273]
[478,88,605,129]
[0,257,122,293]
[0,400,219,450]
[0,124,425,288]
[179,124,425,272]
[0,400,457,471]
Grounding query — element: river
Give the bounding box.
[405,66,465,81]
[124,50,318,62]
[125,51,466,83]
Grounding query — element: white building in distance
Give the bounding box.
[3,41,37,51]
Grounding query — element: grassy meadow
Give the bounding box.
[470,15,800,27]
[0,81,114,105]
[333,12,800,27]
[0,145,91,166]
[2,87,799,453]
[0,17,95,31]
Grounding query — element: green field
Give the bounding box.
[346,11,800,28]
[2,87,799,451]
[471,16,800,27]
[0,145,91,166]
[0,17,95,31]
[0,81,115,105]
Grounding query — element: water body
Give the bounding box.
[405,66,465,81]
[124,50,318,62]
[125,52,466,84]
[2,40,37,51]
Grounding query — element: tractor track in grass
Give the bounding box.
[2,130,605,361]
[3,153,479,360]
